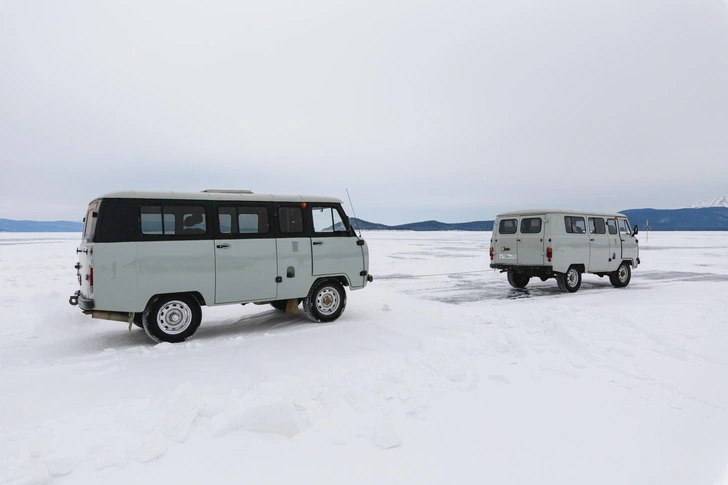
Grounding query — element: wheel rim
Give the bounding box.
[618,266,629,283]
[315,287,340,315]
[156,300,193,335]
[566,269,579,287]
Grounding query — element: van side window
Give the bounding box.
[499,219,517,234]
[607,219,618,234]
[140,205,207,236]
[588,217,606,235]
[520,218,542,234]
[619,219,631,235]
[218,206,269,234]
[279,207,303,233]
[564,216,586,234]
[312,207,347,233]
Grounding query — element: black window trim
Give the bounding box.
[309,203,354,237]
[136,199,212,242]
[274,203,310,238]
[212,202,274,240]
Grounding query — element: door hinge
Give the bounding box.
[360,270,368,276]
[356,240,365,246]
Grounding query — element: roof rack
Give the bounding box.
[201,189,254,194]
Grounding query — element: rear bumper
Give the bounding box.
[69,290,94,310]
[490,264,554,275]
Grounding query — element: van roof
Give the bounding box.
[98,190,343,204]
[496,209,626,218]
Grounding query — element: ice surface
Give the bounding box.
[1,231,728,484]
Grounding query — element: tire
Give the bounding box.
[556,266,582,293]
[270,299,302,311]
[142,294,202,343]
[303,279,347,323]
[610,262,632,288]
[507,270,530,289]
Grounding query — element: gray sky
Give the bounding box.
[2,0,728,224]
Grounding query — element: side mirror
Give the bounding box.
[633,226,639,235]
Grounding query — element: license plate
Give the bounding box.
[499,254,516,260]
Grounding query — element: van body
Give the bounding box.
[69,190,372,342]
[489,210,640,292]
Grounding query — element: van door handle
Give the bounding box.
[313,241,323,245]
[590,238,594,241]
[216,243,230,249]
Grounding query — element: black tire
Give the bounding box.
[303,279,347,323]
[270,299,302,311]
[610,262,632,288]
[142,294,202,343]
[507,271,530,289]
[556,266,582,293]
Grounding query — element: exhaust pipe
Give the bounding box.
[90,311,134,323]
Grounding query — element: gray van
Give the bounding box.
[69,190,372,342]
[490,209,640,293]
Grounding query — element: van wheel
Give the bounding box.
[507,271,530,288]
[556,267,581,293]
[142,295,202,343]
[270,299,302,311]
[303,279,347,323]
[610,263,632,288]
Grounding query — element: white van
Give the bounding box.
[490,210,640,293]
[69,190,372,342]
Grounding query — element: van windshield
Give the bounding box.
[82,200,100,243]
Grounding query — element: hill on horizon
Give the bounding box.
[3,207,728,232]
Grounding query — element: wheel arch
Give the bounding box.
[144,291,205,312]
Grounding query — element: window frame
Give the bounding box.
[310,204,352,237]
[588,217,607,235]
[519,217,542,234]
[136,200,211,241]
[275,204,310,238]
[564,216,587,234]
[213,203,273,239]
[498,219,518,235]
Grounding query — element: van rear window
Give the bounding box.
[498,219,517,234]
[520,218,542,234]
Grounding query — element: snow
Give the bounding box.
[1,231,728,485]
[691,195,728,208]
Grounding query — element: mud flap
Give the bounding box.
[285,298,299,314]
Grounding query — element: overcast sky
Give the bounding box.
[1,0,728,224]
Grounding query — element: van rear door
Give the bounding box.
[76,200,100,300]
[492,217,519,265]
[516,216,545,266]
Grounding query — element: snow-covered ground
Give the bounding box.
[2,231,728,485]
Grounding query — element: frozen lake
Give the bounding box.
[1,231,728,484]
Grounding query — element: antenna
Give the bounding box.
[346,188,362,237]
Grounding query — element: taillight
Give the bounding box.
[546,247,552,263]
[489,247,494,261]
[89,267,94,289]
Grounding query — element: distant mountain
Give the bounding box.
[0,219,83,232]
[351,218,494,232]
[619,207,728,231]
[691,195,728,208]
[2,207,728,233]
